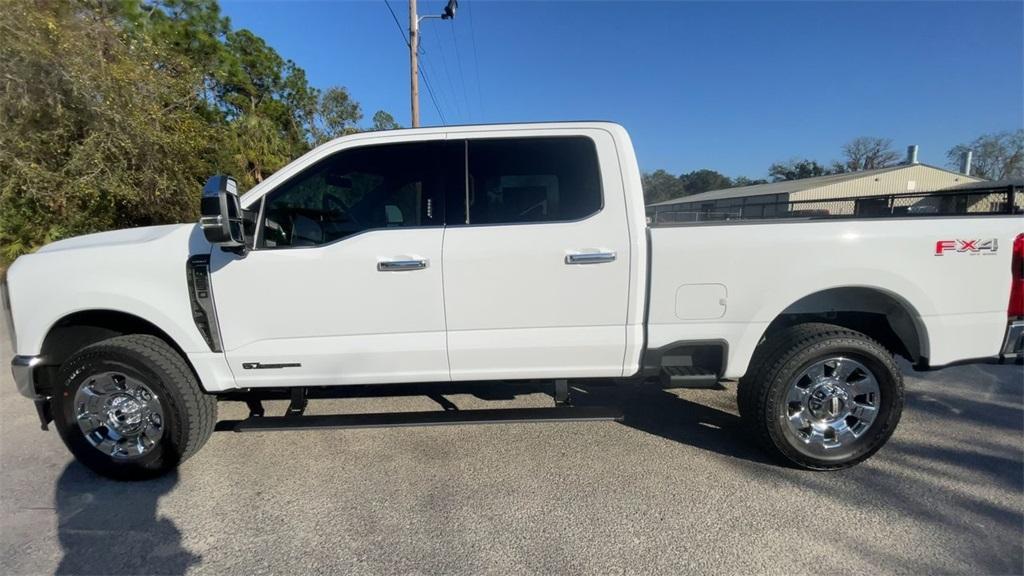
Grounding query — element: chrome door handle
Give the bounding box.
[565,251,617,265]
[377,259,428,271]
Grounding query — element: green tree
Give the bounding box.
[371,110,401,132]
[312,87,363,144]
[769,159,831,182]
[946,130,1024,180]
[642,170,688,204]
[219,29,285,114]
[828,161,849,175]
[217,29,320,157]
[134,0,230,75]
[229,114,291,187]
[732,176,769,187]
[0,1,218,265]
[279,62,320,149]
[679,169,732,194]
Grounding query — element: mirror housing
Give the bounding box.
[200,175,246,253]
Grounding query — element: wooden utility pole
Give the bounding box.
[408,0,456,127]
[409,0,420,127]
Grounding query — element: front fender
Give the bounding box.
[7,225,211,356]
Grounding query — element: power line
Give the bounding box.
[428,24,463,122]
[417,61,447,125]
[383,0,408,45]
[448,18,472,123]
[466,0,485,118]
[420,45,456,123]
[417,50,450,125]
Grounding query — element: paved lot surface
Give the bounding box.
[1,321,1022,575]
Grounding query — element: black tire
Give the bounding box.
[737,323,904,470]
[52,334,217,480]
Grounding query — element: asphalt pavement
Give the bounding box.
[1,321,1022,575]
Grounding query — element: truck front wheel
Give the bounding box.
[738,323,904,470]
[52,334,217,480]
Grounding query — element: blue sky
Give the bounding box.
[221,1,1023,178]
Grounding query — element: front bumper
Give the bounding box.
[12,356,52,430]
[12,355,42,399]
[1002,320,1024,358]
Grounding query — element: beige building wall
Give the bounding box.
[966,190,1023,213]
[787,165,983,203]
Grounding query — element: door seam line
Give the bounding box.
[441,225,453,381]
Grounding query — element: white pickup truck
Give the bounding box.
[4,122,1022,479]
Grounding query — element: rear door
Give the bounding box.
[441,130,632,380]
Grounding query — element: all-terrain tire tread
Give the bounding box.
[56,334,217,476]
[737,322,904,470]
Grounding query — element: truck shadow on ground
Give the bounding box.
[217,378,775,464]
[569,378,777,464]
[54,464,199,576]
[595,365,1023,574]
[50,364,1021,575]
[221,368,1022,573]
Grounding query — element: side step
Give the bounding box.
[659,366,721,389]
[219,406,623,433]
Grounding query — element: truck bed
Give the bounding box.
[646,215,1022,378]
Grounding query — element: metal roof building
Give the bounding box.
[647,161,986,222]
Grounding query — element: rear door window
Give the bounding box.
[450,137,603,226]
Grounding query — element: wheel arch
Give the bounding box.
[759,286,929,364]
[36,309,199,395]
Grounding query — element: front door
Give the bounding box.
[211,140,458,387]
[441,133,632,380]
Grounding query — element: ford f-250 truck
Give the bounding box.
[4,122,1022,479]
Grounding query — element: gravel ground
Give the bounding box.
[1,321,1022,575]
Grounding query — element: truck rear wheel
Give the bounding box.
[738,323,904,470]
[52,334,217,480]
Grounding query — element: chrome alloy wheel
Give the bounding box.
[781,357,880,456]
[73,371,165,460]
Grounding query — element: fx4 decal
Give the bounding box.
[934,239,999,256]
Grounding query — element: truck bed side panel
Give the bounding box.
[648,217,1021,378]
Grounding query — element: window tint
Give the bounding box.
[456,137,602,225]
[261,141,451,248]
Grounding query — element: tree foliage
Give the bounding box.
[0,1,217,263]
[768,159,830,182]
[768,137,903,183]
[678,169,733,195]
[312,87,363,145]
[642,169,738,204]
[644,130,1021,208]
[371,110,401,132]
[732,176,769,187]
[946,130,1024,181]
[0,0,398,267]
[642,167,776,204]
[645,135,909,206]
[642,170,688,204]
